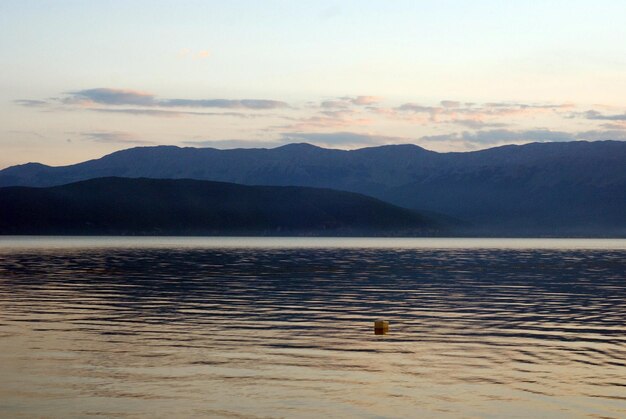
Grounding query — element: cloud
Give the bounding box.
[277,113,373,131]
[182,139,286,149]
[320,95,381,108]
[320,99,350,109]
[583,110,626,121]
[575,130,626,141]
[287,99,570,132]
[449,119,510,129]
[87,108,269,118]
[468,129,575,143]
[34,88,290,110]
[80,131,153,144]
[396,103,438,113]
[13,99,48,107]
[599,122,626,130]
[397,101,572,117]
[65,88,156,106]
[484,102,574,110]
[319,109,356,118]
[421,129,575,144]
[440,100,461,108]
[87,108,185,117]
[273,106,374,131]
[392,101,576,127]
[160,98,287,109]
[420,128,626,145]
[347,96,381,106]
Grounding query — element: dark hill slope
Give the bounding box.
[1,141,625,235]
[0,177,443,236]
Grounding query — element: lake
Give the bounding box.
[1,237,625,418]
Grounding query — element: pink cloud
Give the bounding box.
[349,96,381,106]
[278,109,373,131]
[320,95,381,109]
[392,101,576,126]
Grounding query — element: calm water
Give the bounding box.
[1,237,625,418]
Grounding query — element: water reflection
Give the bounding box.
[1,241,625,417]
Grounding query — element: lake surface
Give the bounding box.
[1,237,625,418]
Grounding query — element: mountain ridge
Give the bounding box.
[2,140,625,236]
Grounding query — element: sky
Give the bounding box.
[2,0,626,168]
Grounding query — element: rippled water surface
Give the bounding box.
[1,237,625,418]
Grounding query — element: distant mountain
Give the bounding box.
[1,141,625,236]
[0,177,444,236]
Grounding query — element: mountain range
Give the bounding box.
[0,177,443,236]
[1,140,625,236]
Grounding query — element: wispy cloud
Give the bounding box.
[160,98,287,109]
[392,101,576,130]
[449,120,510,129]
[440,100,462,108]
[320,100,350,109]
[396,101,573,120]
[87,108,269,118]
[14,89,626,151]
[13,99,49,107]
[575,130,626,141]
[348,96,381,106]
[582,110,626,121]
[80,131,153,144]
[65,88,156,106]
[599,122,626,130]
[17,87,289,111]
[277,112,373,131]
[420,128,626,145]
[320,95,381,108]
[421,129,574,144]
[86,108,184,117]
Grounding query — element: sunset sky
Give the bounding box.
[2,0,626,168]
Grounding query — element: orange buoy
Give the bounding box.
[374,319,389,334]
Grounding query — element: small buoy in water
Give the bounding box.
[374,319,389,335]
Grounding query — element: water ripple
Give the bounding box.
[1,239,625,417]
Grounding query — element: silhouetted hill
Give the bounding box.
[0,177,444,236]
[1,141,625,236]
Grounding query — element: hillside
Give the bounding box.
[1,141,625,236]
[0,177,444,236]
